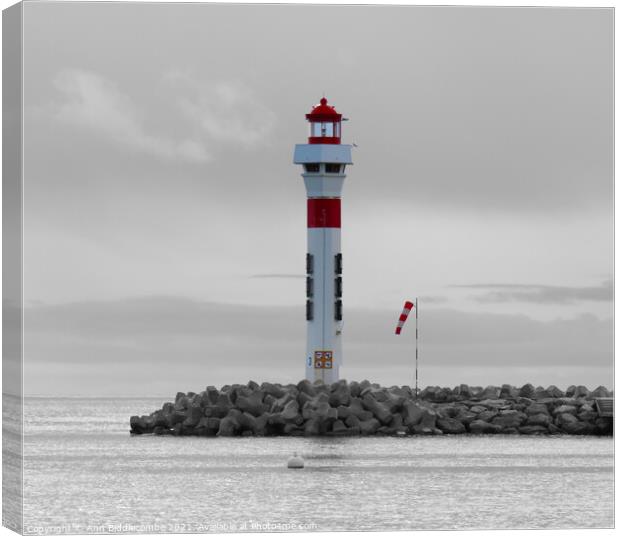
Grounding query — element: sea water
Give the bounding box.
[17,397,614,532]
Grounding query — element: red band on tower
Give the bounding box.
[307,198,341,228]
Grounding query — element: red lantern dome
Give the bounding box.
[306,97,342,145]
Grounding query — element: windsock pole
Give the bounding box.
[395,299,418,396]
[415,298,419,399]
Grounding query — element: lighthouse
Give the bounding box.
[293,97,353,383]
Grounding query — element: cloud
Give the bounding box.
[53,69,210,162]
[452,280,613,304]
[418,295,448,304]
[166,72,276,147]
[250,274,304,279]
[21,296,612,395]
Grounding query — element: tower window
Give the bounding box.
[306,253,314,274]
[334,253,342,274]
[306,300,313,321]
[335,299,343,321]
[310,122,335,137]
[304,163,320,173]
[335,276,342,298]
[325,164,342,174]
[306,276,313,298]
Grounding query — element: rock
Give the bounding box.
[518,425,549,435]
[152,411,167,428]
[553,405,577,416]
[556,413,579,428]
[548,423,562,434]
[237,412,259,434]
[476,410,498,422]
[419,407,438,429]
[345,414,361,428]
[347,398,374,421]
[594,417,612,435]
[401,400,425,427]
[391,413,404,428]
[468,405,487,414]
[454,384,472,399]
[236,391,266,417]
[383,391,406,412]
[455,409,477,425]
[270,392,296,413]
[337,405,351,420]
[480,385,500,400]
[577,410,598,423]
[500,384,519,399]
[217,410,241,437]
[421,385,452,402]
[246,380,259,391]
[328,380,351,407]
[361,394,393,425]
[216,393,232,412]
[491,410,526,429]
[166,410,186,427]
[261,382,286,399]
[307,402,338,427]
[360,386,387,401]
[590,385,611,398]
[359,418,381,435]
[546,385,564,398]
[437,417,466,434]
[419,386,438,401]
[204,404,228,419]
[229,385,251,404]
[479,399,509,409]
[280,400,303,425]
[331,419,347,434]
[171,423,184,436]
[129,416,144,434]
[205,386,220,405]
[519,383,536,399]
[411,424,436,435]
[563,421,594,435]
[468,420,502,434]
[525,403,549,416]
[439,405,459,418]
[174,394,190,411]
[182,405,203,427]
[297,379,316,397]
[304,418,321,436]
[399,385,413,398]
[283,423,304,436]
[349,381,361,398]
[566,385,590,398]
[358,379,371,392]
[534,386,554,399]
[205,417,221,432]
[469,386,484,398]
[313,380,329,395]
[525,413,552,427]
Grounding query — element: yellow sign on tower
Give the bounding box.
[313,350,333,369]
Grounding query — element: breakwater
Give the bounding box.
[129,381,613,437]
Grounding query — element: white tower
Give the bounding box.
[293,98,353,383]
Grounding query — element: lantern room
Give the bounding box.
[306,97,343,145]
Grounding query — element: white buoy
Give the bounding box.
[287,452,304,469]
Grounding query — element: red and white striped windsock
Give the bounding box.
[395,300,415,335]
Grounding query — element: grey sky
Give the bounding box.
[21,3,613,395]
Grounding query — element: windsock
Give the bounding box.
[395,300,415,335]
